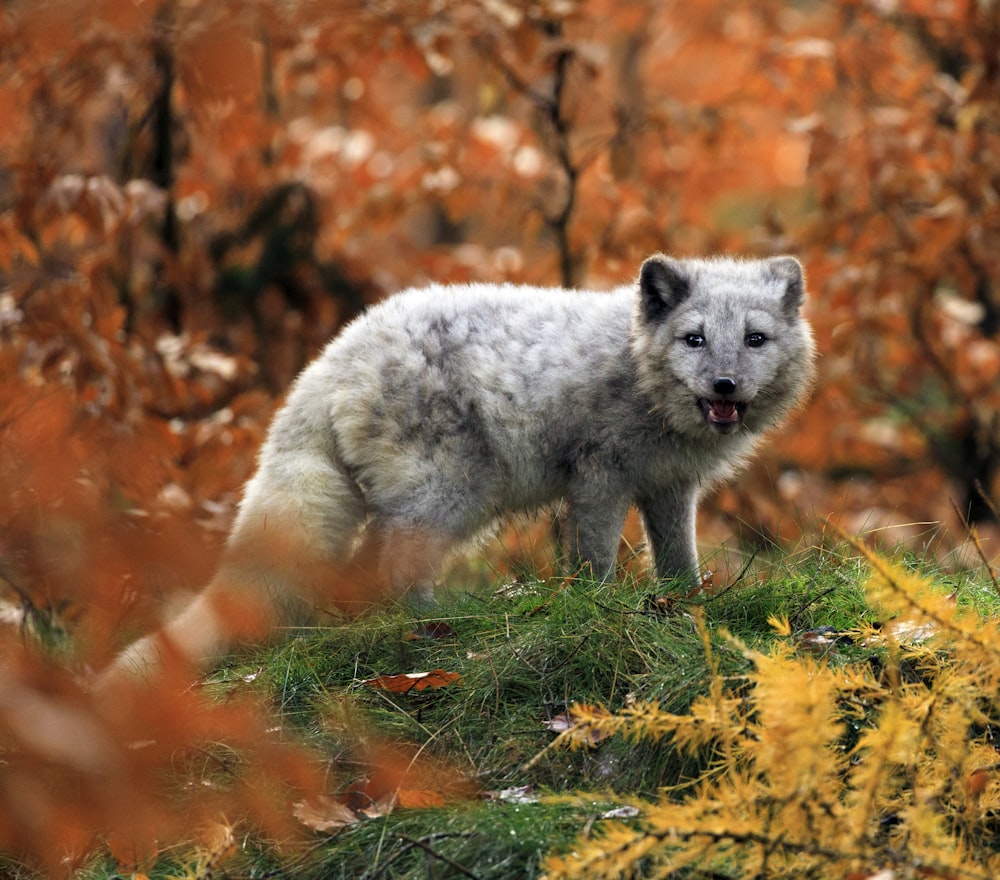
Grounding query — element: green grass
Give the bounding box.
[70,544,1000,879]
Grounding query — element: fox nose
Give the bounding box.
[713,377,737,396]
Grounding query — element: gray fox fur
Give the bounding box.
[103,254,815,682]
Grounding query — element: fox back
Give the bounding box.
[100,255,815,684]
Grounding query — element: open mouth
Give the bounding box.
[698,398,748,432]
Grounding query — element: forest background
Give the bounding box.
[1,0,1000,874]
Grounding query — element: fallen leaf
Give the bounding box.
[358,792,398,819]
[543,705,613,746]
[966,767,991,798]
[601,805,641,819]
[363,669,460,693]
[293,796,360,833]
[797,626,840,653]
[862,594,957,646]
[487,785,539,804]
[396,788,447,808]
[405,621,457,641]
[863,618,939,646]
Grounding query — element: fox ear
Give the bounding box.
[639,255,690,323]
[768,256,805,315]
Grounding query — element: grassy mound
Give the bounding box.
[70,545,1000,880]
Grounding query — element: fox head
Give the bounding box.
[630,254,816,439]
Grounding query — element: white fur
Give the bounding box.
[99,256,815,684]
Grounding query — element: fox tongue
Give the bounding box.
[708,400,739,423]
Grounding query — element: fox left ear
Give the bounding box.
[768,256,805,315]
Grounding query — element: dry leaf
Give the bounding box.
[601,805,641,820]
[543,706,612,747]
[488,785,539,804]
[358,792,398,819]
[363,669,461,693]
[293,796,360,833]
[966,768,991,798]
[404,621,457,641]
[396,788,447,808]
[797,626,840,653]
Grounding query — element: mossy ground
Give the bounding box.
[73,544,999,880]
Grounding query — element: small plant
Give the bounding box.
[543,539,1000,879]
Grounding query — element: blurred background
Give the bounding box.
[1,0,999,641]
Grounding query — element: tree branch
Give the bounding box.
[474,23,580,287]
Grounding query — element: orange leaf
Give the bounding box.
[107,828,158,873]
[396,788,446,809]
[966,768,991,798]
[363,669,460,693]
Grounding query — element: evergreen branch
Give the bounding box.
[548,807,996,880]
[837,526,1000,657]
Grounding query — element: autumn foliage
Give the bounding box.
[544,541,1000,879]
[1,0,1000,875]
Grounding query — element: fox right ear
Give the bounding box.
[767,255,806,315]
[639,255,690,323]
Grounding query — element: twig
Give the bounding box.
[975,479,1000,520]
[547,633,591,672]
[950,497,1000,597]
[474,22,580,287]
[788,586,838,630]
[365,832,478,879]
[395,833,481,879]
[546,44,578,288]
[526,575,576,617]
[691,551,759,605]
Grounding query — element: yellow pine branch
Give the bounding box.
[839,528,1000,660]
[547,537,1000,879]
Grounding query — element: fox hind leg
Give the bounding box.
[354,519,458,603]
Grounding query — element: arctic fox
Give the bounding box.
[104,255,815,681]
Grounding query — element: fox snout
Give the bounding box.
[712,376,737,396]
[700,377,746,433]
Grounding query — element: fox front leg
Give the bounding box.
[564,489,631,581]
[638,488,700,585]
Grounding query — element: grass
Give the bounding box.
[70,542,1000,879]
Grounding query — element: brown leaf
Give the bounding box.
[357,792,398,819]
[966,768,991,799]
[404,621,457,641]
[293,796,360,833]
[543,705,613,747]
[363,669,461,693]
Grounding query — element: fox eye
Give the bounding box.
[683,333,705,348]
[745,332,767,348]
